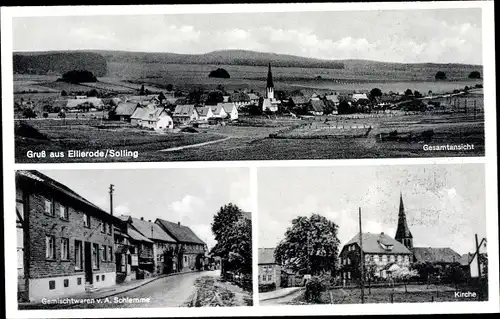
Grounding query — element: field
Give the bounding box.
[285,284,484,305]
[15,111,484,163]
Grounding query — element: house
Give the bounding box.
[218,102,239,121]
[460,252,488,278]
[339,232,413,280]
[247,93,260,105]
[261,63,280,112]
[308,99,325,116]
[323,99,338,115]
[15,170,122,302]
[155,219,207,272]
[113,102,138,122]
[125,216,179,275]
[352,93,369,102]
[195,106,214,121]
[412,247,461,265]
[126,95,160,106]
[209,104,228,119]
[289,96,309,109]
[114,216,154,282]
[230,92,252,109]
[130,105,173,130]
[325,94,340,106]
[258,248,281,289]
[173,104,199,124]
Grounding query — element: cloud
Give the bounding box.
[169,195,206,224]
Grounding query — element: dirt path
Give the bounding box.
[159,136,232,152]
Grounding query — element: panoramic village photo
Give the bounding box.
[15,168,253,309]
[12,8,485,163]
[257,164,488,305]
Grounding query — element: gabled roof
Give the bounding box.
[325,94,339,103]
[173,104,197,117]
[209,105,227,116]
[259,248,277,265]
[412,247,461,264]
[230,92,250,103]
[66,97,103,108]
[217,102,236,113]
[155,218,205,245]
[128,226,154,243]
[247,93,259,100]
[128,216,177,243]
[16,170,121,224]
[324,99,337,111]
[344,232,412,255]
[195,106,211,117]
[290,96,308,105]
[114,102,138,116]
[309,99,325,113]
[130,106,167,121]
[352,93,369,101]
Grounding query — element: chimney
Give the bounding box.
[109,184,114,216]
[141,217,144,221]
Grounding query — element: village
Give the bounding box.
[15,170,253,309]
[14,62,485,162]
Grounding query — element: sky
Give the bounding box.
[39,168,251,250]
[258,164,486,256]
[12,8,482,64]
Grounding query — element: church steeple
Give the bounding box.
[266,63,274,99]
[395,192,413,249]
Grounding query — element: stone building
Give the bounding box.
[16,170,121,302]
[258,248,281,289]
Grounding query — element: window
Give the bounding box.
[77,278,82,285]
[397,255,402,263]
[267,275,273,281]
[45,235,55,259]
[101,222,106,233]
[374,255,380,263]
[92,244,99,269]
[107,224,112,235]
[64,279,69,287]
[44,198,54,216]
[102,275,105,281]
[83,213,90,228]
[382,255,388,263]
[108,246,113,262]
[390,255,395,262]
[102,246,107,262]
[75,240,83,270]
[61,238,69,260]
[96,275,100,282]
[49,280,56,290]
[59,204,69,220]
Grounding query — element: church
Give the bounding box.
[260,63,280,112]
[339,193,461,280]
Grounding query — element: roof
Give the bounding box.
[155,218,206,245]
[128,216,177,243]
[309,99,325,113]
[344,232,412,255]
[173,104,197,117]
[247,93,259,100]
[267,63,274,88]
[66,97,103,108]
[352,93,369,101]
[217,102,236,113]
[114,102,138,116]
[209,105,226,116]
[128,226,154,243]
[412,247,461,264]
[195,106,211,117]
[325,94,339,103]
[324,99,337,111]
[259,248,277,264]
[130,106,167,121]
[459,253,473,266]
[127,95,159,102]
[290,96,308,105]
[16,170,120,224]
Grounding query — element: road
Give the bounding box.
[77,270,220,308]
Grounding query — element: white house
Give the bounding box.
[209,105,228,119]
[130,105,173,130]
[195,106,214,121]
[173,105,199,124]
[217,102,238,121]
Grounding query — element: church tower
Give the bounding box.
[266,62,274,100]
[395,192,413,249]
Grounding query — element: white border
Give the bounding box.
[2,1,499,318]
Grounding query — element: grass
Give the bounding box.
[187,276,252,307]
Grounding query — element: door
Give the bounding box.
[84,242,93,284]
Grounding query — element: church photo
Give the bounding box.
[257,164,488,305]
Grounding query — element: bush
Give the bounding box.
[258,283,276,293]
[304,275,327,303]
[59,70,97,83]
[43,112,49,118]
[435,71,447,80]
[208,68,230,78]
[468,71,481,79]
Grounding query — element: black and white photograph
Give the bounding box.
[258,164,488,305]
[11,7,485,162]
[15,168,253,309]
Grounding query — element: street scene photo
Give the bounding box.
[258,164,488,305]
[15,168,253,309]
[12,8,485,163]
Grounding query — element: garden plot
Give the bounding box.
[272,122,371,139]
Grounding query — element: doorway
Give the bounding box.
[84,242,93,284]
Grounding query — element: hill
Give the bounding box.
[13,52,107,76]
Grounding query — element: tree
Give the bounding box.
[468,71,481,79]
[369,88,383,102]
[61,90,68,97]
[413,91,422,98]
[22,108,37,119]
[274,214,340,276]
[139,85,146,96]
[87,89,99,97]
[443,262,466,288]
[158,92,166,104]
[59,70,97,83]
[208,68,230,79]
[404,89,413,96]
[435,71,447,80]
[392,267,418,293]
[166,84,174,91]
[206,90,224,105]
[210,204,251,275]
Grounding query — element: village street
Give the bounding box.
[73,270,220,309]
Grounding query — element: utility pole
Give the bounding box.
[359,207,365,304]
[109,184,114,216]
[475,234,482,278]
